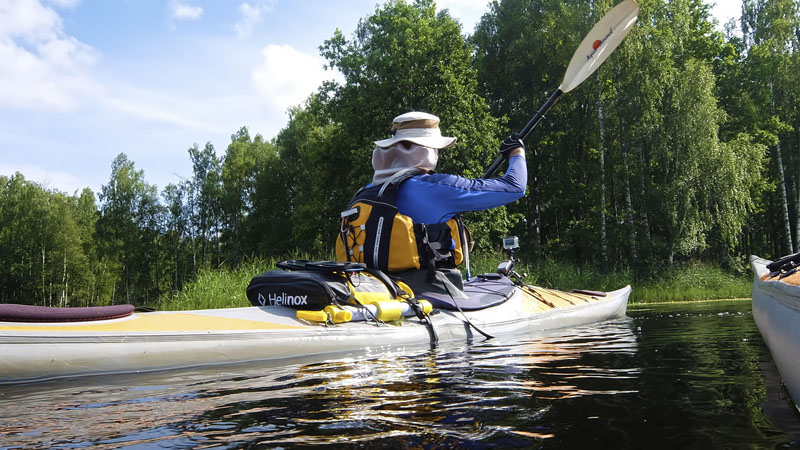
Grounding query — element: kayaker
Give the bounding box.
[337,111,527,280]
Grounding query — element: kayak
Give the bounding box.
[0,274,630,384]
[750,254,800,412]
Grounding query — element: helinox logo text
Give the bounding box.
[258,292,308,306]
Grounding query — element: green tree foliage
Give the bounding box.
[163,182,192,291]
[472,0,768,269]
[474,0,607,260]
[2,0,798,306]
[0,174,99,305]
[318,0,513,248]
[187,142,223,270]
[738,0,800,255]
[260,97,344,255]
[221,128,273,265]
[97,154,165,303]
[655,59,765,263]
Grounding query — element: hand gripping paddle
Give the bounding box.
[483,0,639,178]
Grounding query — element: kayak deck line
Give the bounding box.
[520,285,602,310]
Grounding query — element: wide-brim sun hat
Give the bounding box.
[374,111,457,149]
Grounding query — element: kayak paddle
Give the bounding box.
[483,0,639,178]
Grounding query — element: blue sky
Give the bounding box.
[1,0,741,196]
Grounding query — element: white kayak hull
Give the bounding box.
[0,284,630,384]
[751,255,800,411]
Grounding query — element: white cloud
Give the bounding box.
[169,0,203,22]
[0,0,98,111]
[251,44,341,112]
[0,0,213,129]
[234,1,275,38]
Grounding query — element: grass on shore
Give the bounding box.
[157,259,274,311]
[468,252,752,304]
[157,253,753,310]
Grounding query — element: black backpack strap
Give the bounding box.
[276,260,366,273]
[414,223,438,282]
[362,267,399,299]
[275,259,310,271]
[436,271,492,340]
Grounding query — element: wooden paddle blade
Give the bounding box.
[560,0,639,93]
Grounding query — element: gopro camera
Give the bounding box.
[503,236,519,251]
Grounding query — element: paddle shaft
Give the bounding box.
[482,88,563,179]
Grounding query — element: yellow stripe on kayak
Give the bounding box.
[0,312,306,332]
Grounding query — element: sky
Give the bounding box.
[0,0,743,196]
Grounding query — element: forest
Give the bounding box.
[1,0,798,307]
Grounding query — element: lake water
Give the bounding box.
[1,300,799,449]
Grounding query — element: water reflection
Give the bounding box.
[0,301,797,448]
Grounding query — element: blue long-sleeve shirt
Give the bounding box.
[396,155,527,224]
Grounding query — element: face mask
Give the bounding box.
[372,142,438,185]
